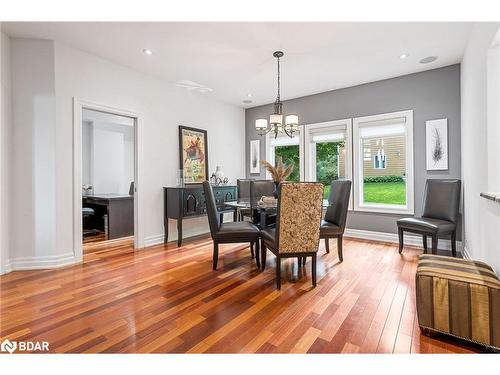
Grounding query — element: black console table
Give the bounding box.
[163,185,237,246]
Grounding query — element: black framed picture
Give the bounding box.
[179,126,209,184]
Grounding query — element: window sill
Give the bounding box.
[353,204,414,215]
[480,192,500,203]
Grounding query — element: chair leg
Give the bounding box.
[213,241,219,270]
[422,235,428,253]
[325,238,330,253]
[431,235,438,255]
[261,242,267,270]
[255,240,261,269]
[220,213,224,224]
[297,257,303,268]
[398,227,404,253]
[303,256,307,266]
[276,256,281,290]
[337,235,343,262]
[312,253,317,287]
[451,231,457,257]
[250,242,255,258]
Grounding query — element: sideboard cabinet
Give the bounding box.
[163,185,237,246]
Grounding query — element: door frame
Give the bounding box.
[73,98,145,262]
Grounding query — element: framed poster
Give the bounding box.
[426,118,448,170]
[249,139,260,174]
[179,126,209,184]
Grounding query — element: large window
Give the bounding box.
[262,111,413,214]
[304,120,352,199]
[266,130,303,181]
[353,110,414,214]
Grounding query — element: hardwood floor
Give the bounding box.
[0,236,481,353]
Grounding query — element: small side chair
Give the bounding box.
[397,179,461,256]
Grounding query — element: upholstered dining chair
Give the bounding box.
[250,180,276,226]
[260,182,324,290]
[397,179,461,256]
[236,179,253,221]
[203,181,261,270]
[320,180,352,262]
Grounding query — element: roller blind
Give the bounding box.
[359,116,406,138]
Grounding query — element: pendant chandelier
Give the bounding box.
[255,51,298,138]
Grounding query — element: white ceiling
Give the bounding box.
[2,22,472,108]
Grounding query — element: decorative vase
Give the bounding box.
[273,182,280,198]
[214,166,224,180]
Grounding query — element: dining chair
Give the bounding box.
[397,179,461,256]
[236,178,253,221]
[250,180,276,227]
[203,181,261,269]
[260,182,324,290]
[319,180,351,262]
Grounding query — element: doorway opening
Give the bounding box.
[73,99,144,262]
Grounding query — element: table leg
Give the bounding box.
[260,210,267,229]
[177,218,182,247]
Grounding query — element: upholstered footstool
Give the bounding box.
[416,254,500,351]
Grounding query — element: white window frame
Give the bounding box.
[352,110,414,214]
[265,127,305,181]
[303,119,353,209]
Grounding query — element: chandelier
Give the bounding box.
[255,51,298,138]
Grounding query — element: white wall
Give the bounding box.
[2,37,244,272]
[82,110,135,195]
[461,23,500,273]
[0,31,12,274]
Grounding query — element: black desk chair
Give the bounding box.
[82,207,97,238]
[260,182,324,290]
[397,179,461,256]
[203,181,260,270]
[320,180,351,262]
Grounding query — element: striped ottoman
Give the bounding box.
[416,254,500,351]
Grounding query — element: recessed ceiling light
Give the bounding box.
[420,56,438,64]
[242,99,253,104]
[247,93,252,98]
[399,53,409,59]
[142,48,153,56]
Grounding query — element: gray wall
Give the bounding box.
[245,64,461,237]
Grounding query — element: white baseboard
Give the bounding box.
[4,252,78,273]
[144,234,165,247]
[344,228,463,252]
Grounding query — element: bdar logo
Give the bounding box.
[1,339,17,354]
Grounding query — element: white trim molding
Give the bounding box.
[344,228,463,252]
[73,98,145,264]
[4,252,77,273]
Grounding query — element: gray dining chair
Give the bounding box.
[236,179,253,221]
[203,181,260,269]
[397,179,461,256]
[319,180,352,262]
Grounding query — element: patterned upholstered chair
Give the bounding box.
[397,179,461,256]
[320,180,351,262]
[260,182,324,290]
[203,182,260,270]
[416,254,500,351]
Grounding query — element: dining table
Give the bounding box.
[224,198,329,228]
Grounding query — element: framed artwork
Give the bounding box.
[249,139,260,174]
[426,118,448,170]
[179,126,209,184]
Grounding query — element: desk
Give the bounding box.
[83,194,134,240]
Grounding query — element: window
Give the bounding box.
[266,129,303,181]
[353,110,414,214]
[262,111,413,214]
[304,120,352,200]
[373,152,387,169]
